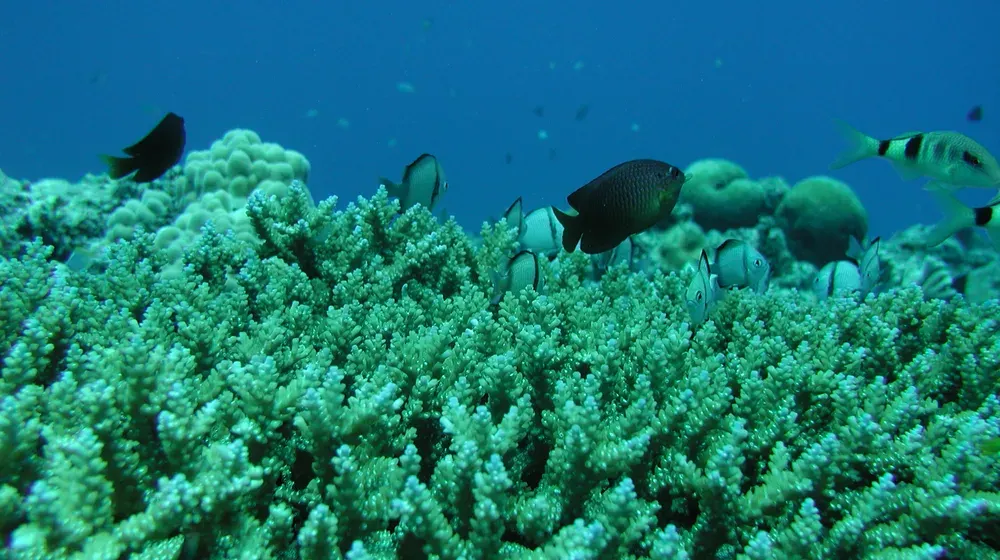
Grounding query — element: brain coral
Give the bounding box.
[681,158,766,231]
[775,175,868,266]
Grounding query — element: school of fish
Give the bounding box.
[89,110,1000,321]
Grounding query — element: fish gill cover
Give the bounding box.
[0,128,999,559]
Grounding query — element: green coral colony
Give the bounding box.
[1,126,999,559]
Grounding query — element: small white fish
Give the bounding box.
[591,237,633,280]
[490,250,543,304]
[847,236,882,298]
[713,239,771,293]
[686,250,721,325]
[379,153,448,213]
[502,197,525,238]
[520,207,565,257]
[925,184,1000,248]
[830,120,1000,189]
[813,261,861,300]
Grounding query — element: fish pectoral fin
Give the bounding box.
[889,160,924,181]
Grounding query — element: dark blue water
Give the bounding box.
[2,0,997,237]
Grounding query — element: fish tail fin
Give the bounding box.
[926,188,975,247]
[829,119,879,170]
[101,154,138,179]
[378,177,404,198]
[551,206,581,253]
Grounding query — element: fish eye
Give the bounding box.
[696,291,703,301]
[753,258,763,267]
[963,151,982,168]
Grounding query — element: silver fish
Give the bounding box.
[379,153,449,212]
[830,120,1000,189]
[714,239,771,293]
[591,237,633,280]
[520,207,564,257]
[813,260,861,300]
[686,249,721,325]
[848,236,882,298]
[490,250,542,304]
[502,197,525,238]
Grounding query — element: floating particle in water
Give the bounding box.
[505,152,513,164]
[387,138,398,148]
[397,81,416,94]
[714,58,724,69]
[533,105,545,117]
[305,108,319,118]
[572,60,585,71]
[337,118,350,130]
[575,104,589,121]
[548,61,557,70]
[630,123,640,132]
[537,129,549,140]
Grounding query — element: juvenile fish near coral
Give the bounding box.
[591,237,633,280]
[552,159,686,254]
[502,196,525,238]
[686,249,721,325]
[490,250,542,304]
[846,236,882,297]
[830,120,1000,189]
[101,112,185,183]
[713,239,771,293]
[520,207,564,257]
[813,260,861,300]
[379,153,449,213]
[924,184,1000,248]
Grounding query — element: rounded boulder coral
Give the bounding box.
[775,175,867,266]
[680,159,767,232]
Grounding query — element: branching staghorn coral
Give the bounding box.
[0,180,998,558]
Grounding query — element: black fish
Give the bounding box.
[968,105,983,122]
[575,104,590,121]
[101,112,185,183]
[505,152,513,164]
[533,105,544,118]
[552,159,686,254]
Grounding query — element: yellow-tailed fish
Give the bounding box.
[925,184,1000,249]
[830,120,1000,189]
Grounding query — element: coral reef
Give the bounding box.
[1,136,999,559]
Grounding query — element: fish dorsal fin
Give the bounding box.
[503,196,524,236]
[403,153,436,180]
[698,249,711,276]
[123,112,183,156]
[715,238,741,255]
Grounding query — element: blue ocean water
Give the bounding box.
[1,0,997,238]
